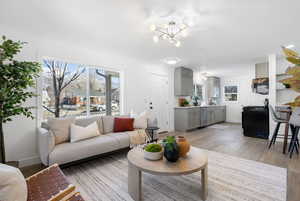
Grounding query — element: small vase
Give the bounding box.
[163,143,180,162]
[176,136,190,157]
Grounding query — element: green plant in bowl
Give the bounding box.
[144,144,163,161]
[145,144,162,152]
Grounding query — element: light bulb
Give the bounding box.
[175,41,181,47]
[181,29,188,37]
[153,35,159,43]
[180,24,186,29]
[149,24,156,32]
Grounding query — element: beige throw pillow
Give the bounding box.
[70,122,101,143]
[101,116,115,134]
[0,164,27,201]
[132,111,149,129]
[75,116,104,134]
[47,117,75,145]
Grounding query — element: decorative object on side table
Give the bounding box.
[145,126,159,143]
[162,136,180,162]
[176,136,190,157]
[144,144,163,161]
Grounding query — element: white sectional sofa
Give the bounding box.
[38,115,156,166]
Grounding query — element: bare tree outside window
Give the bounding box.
[42,59,120,119]
[42,60,86,118]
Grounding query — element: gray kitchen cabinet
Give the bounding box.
[200,107,208,126]
[174,67,193,96]
[175,106,226,131]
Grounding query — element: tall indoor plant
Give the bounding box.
[0,36,41,163]
[280,47,300,107]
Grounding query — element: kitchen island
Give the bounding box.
[174,105,226,132]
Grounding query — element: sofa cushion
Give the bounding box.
[101,116,115,134]
[106,132,130,148]
[113,118,134,132]
[70,122,101,143]
[47,117,75,145]
[48,134,129,165]
[0,163,27,201]
[75,116,104,134]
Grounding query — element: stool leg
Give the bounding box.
[289,125,296,152]
[269,123,281,149]
[290,127,299,158]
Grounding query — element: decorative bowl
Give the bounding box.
[144,149,163,161]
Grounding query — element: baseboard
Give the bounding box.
[18,155,41,168]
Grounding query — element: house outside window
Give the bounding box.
[42,59,120,119]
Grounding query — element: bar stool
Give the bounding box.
[268,105,289,149]
[288,107,300,158]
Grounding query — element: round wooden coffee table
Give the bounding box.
[127,146,208,201]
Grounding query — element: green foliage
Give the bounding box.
[0,36,41,123]
[145,144,162,152]
[183,100,189,106]
[162,136,177,151]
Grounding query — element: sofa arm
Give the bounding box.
[38,128,55,166]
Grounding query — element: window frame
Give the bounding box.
[37,57,124,124]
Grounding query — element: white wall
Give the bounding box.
[2,27,173,167]
[220,63,268,123]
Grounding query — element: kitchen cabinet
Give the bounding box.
[174,106,226,131]
[174,67,193,96]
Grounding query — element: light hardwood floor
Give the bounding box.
[167,123,300,201]
[21,123,299,201]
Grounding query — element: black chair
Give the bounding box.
[288,107,300,158]
[268,105,289,149]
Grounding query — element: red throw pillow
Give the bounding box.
[113,118,134,132]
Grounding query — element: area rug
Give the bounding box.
[63,149,287,201]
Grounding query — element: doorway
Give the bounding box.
[148,73,170,132]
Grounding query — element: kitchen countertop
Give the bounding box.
[174,105,226,109]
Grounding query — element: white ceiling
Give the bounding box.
[1,0,300,68]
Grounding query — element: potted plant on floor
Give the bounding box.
[0,36,41,164]
[144,143,163,161]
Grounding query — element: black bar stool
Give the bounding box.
[268,105,289,149]
[288,107,300,158]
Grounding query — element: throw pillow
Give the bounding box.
[0,164,27,201]
[70,122,101,143]
[102,116,115,134]
[131,111,149,129]
[47,117,75,145]
[113,118,134,132]
[75,116,104,134]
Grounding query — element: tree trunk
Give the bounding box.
[0,120,5,163]
[55,95,60,118]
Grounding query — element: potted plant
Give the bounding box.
[162,136,180,162]
[0,36,41,163]
[144,143,163,161]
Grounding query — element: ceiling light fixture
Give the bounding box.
[150,21,188,47]
[163,57,181,65]
[286,44,295,49]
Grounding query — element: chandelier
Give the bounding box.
[150,21,188,47]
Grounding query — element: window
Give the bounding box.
[224,86,238,101]
[42,59,120,119]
